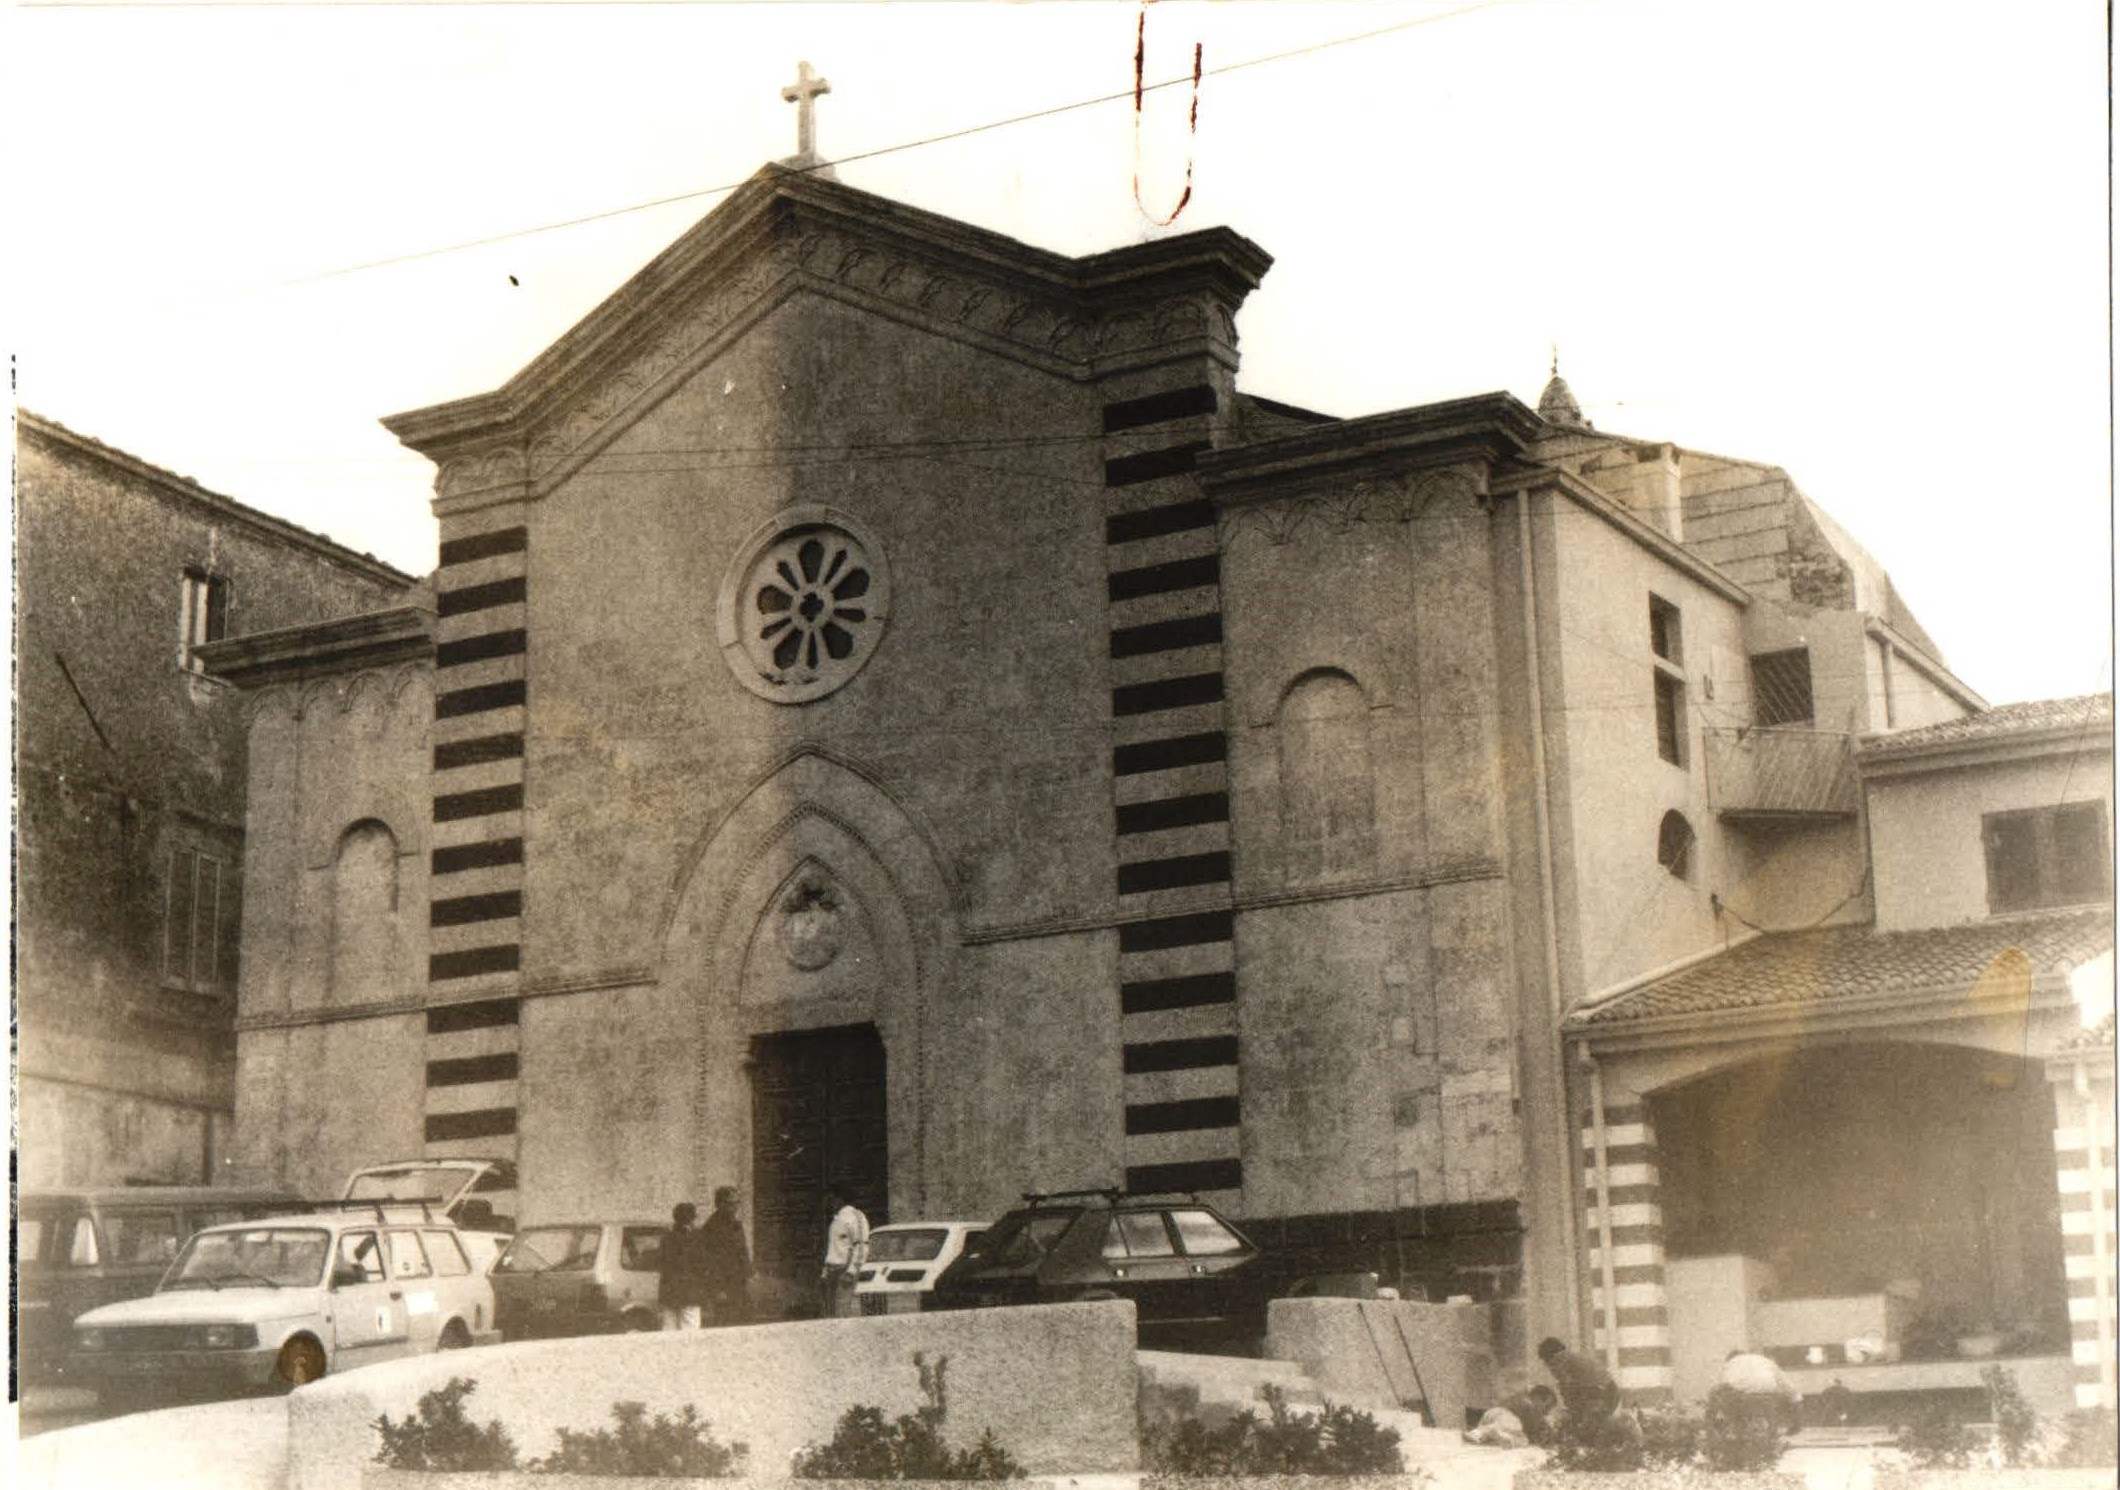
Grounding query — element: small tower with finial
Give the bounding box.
[1538,347,1590,430]
[779,61,837,180]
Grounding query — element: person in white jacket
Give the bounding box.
[819,1181,870,1318]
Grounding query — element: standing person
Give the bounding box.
[818,1182,869,1319]
[698,1186,752,1326]
[658,1202,705,1331]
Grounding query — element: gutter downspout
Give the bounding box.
[1516,487,1585,1337]
[1587,1051,1621,1376]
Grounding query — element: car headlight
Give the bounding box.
[76,1328,106,1351]
[196,1324,254,1349]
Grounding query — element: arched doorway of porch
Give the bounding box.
[1647,1040,2073,1412]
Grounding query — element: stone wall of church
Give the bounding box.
[229,664,433,1194]
[511,293,1121,1218]
[1218,463,1523,1230]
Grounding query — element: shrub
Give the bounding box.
[1141,1385,1404,1477]
[2047,1406,2119,1468]
[1635,1402,1703,1468]
[793,1353,1023,1480]
[534,1401,747,1478]
[1894,1399,1979,1470]
[1701,1387,1788,1472]
[1542,1405,1647,1474]
[1981,1364,2039,1468]
[373,1377,521,1472]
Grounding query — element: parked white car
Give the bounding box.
[69,1205,499,1398]
[855,1221,987,1314]
[343,1157,517,1270]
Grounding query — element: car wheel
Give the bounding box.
[1073,1289,1121,1303]
[438,1321,472,1351]
[621,1309,658,1333]
[277,1335,327,1387]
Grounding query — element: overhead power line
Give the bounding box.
[172,0,1511,297]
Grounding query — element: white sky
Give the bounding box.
[8,0,2111,706]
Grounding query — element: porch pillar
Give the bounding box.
[2049,1046,2117,1409]
[1582,1096,1672,1402]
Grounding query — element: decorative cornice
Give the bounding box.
[1200,393,1539,506]
[197,606,434,690]
[959,859,1505,944]
[1220,467,1480,551]
[394,167,1270,505]
[236,994,427,1033]
[519,967,657,1000]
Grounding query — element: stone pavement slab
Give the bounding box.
[17,1394,291,1490]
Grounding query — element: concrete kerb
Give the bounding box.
[291,1302,1139,1490]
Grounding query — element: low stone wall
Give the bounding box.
[291,1301,1139,1490]
[1265,1298,1497,1430]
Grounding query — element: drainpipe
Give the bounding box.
[1514,487,1585,1336]
[1586,1052,1621,1376]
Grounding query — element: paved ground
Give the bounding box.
[16,1393,291,1490]
[15,1394,1917,1490]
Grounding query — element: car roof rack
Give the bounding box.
[1115,1190,1206,1204]
[304,1198,451,1225]
[1020,1188,1121,1206]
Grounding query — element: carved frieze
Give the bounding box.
[1220,468,1482,551]
[282,662,427,721]
[492,221,1224,493]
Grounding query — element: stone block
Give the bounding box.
[289,1301,1140,1490]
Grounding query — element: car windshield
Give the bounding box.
[164,1228,330,1290]
[868,1228,950,1263]
[495,1226,601,1273]
[964,1209,1077,1267]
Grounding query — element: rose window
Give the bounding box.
[757,535,870,673]
[717,508,891,704]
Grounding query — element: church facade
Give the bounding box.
[209,164,2111,1382]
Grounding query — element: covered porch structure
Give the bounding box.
[1564,909,2114,1416]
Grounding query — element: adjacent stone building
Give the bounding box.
[15,411,414,1186]
[202,164,2113,1390]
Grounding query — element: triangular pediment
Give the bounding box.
[383,165,1272,511]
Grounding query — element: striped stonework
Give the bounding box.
[1104,381,1241,1207]
[2050,1052,2117,1409]
[426,506,528,1172]
[1582,1101,1672,1402]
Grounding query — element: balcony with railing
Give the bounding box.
[1703,726,1859,819]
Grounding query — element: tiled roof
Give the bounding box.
[1862,694,2112,754]
[1570,907,2114,1028]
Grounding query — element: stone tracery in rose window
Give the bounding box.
[755,533,871,674]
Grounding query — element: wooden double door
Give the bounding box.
[749,1023,888,1291]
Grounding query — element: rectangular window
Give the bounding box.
[1750,648,1815,726]
[1649,594,1683,665]
[1649,595,1686,765]
[164,847,232,993]
[1984,803,2113,913]
[179,570,229,672]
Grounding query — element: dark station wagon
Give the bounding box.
[930,1190,1268,1353]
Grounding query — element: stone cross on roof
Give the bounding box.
[781,61,831,165]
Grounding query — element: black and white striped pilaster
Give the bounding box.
[1103,383,1241,1205]
[426,510,527,1166]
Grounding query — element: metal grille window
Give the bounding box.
[1984,803,2112,913]
[1750,648,1815,726]
[179,570,229,672]
[164,846,231,992]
